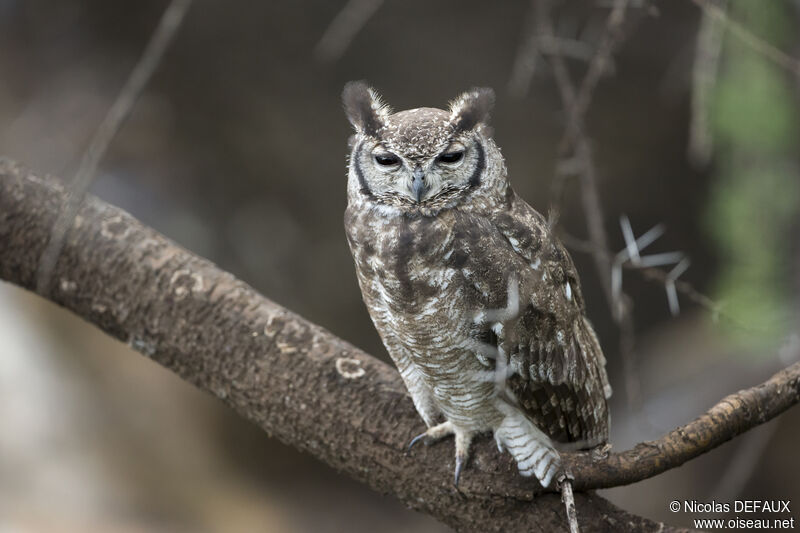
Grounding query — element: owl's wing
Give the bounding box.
[475,194,612,447]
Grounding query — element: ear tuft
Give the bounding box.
[449,87,495,132]
[342,81,391,136]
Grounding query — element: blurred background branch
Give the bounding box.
[534,0,647,407]
[35,0,192,295]
[687,0,726,168]
[314,0,384,63]
[690,0,800,76]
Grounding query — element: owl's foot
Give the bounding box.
[408,420,455,449]
[408,421,474,486]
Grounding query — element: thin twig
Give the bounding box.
[560,477,581,533]
[35,0,193,295]
[508,0,541,98]
[561,0,632,151]
[540,0,669,407]
[575,139,614,307]
[508,0,611,98]
[690,0,800,76]
[539,1,580,223]
[638,267,716,315]
[314,0,384,62]
[561,0,632,301]
[688,0,727,167]
[558,227,748,329]
[542,0,634,305]
[540,0,642,404]
[566,359,800,490]
[617,299,640,406]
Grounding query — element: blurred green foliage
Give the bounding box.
[707,0,799,348]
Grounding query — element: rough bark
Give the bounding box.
[3,159,797,531]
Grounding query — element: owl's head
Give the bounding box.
[342,81,506,216]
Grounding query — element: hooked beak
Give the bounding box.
[411,166,428,202]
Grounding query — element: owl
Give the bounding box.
[342,81,611,488]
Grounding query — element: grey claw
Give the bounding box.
[408,432,428,451]
[454,454,465,486]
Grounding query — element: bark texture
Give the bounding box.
[3,159,797,531]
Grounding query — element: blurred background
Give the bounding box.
[0,0,799,531]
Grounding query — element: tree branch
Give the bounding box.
[3,160,798,531]
[566,361,800,489]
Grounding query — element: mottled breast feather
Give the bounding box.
[345,186,611,445]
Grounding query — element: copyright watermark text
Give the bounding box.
[669,500,794,529]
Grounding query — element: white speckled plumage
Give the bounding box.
[342,81,611,487]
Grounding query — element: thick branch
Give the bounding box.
[3,160,796,531]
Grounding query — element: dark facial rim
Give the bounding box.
[353,140,374,198]
[467,137,486,188]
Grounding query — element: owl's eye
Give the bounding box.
[374,153,400,167]
[437,150,464,164]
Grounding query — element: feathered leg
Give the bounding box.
[494,411,562,487]
[408,421,474,486]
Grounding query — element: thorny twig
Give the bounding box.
[560,224,736,324]
[612,216,688,318]
[36,0,193,295]
[561,221,774,338]
[534,0,734,320]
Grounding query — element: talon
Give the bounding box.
[453,431,473,487]
[407,421,455,452]
[408,421,474,486]
[454,454,465,486]
[408,432,428,451]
